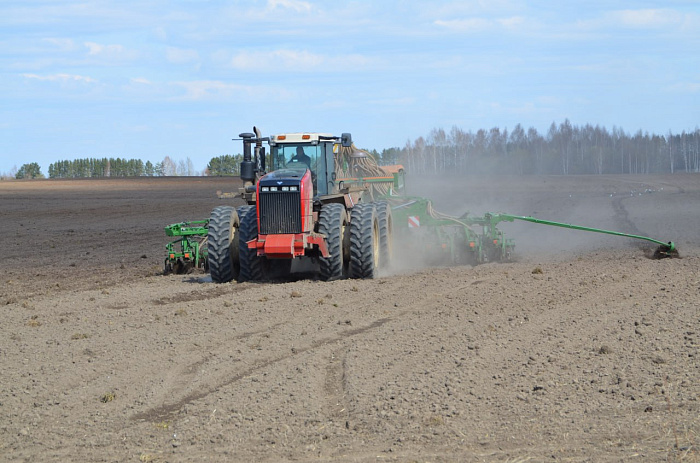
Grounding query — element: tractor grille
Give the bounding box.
[259,191,302,235]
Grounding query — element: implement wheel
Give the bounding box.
[238,205,266,282]
[319,203,348,281]
[208,206,240,283]
[375,201,393,270]
[349,203,379,279]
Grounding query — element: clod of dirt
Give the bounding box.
[290,291,302,298]
[598,345,613,354]
[532,266,543,274]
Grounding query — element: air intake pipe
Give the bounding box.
[239,132,256,182]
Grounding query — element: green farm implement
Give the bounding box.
[163,220,209,274]
[163,126,677,281]
[482,213,677,259]
[386,200,676,266]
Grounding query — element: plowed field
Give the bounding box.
[1,174,698,462]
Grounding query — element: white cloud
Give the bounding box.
[613,9,682,29]
[266,0,312,13]
[166,47,200,64]
[130,77,151,85]
[43,38,76,51]
[367,97,416,107]
[575,8,694,32]
[172,80,294,102]
[434,17,491,32]
[84,41,138,61]
[497,16,525,29]
[431,0,525,16]
[665,82,700,93]
[434,14,530,33]
[22,73,97,83]
[229,49,370,72]
[231,49,321,70]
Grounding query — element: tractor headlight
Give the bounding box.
[289,186,298,192]
[281,186,289,191]
[261,186,270,192]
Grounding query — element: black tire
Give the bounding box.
[349,203,379,279]
[319,203,347,281]
[238,205,266,282]
[207,206,240,283]
[375,201,393,270]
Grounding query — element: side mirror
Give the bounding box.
[341,133,352,147]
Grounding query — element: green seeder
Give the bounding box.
[386,195,676,265]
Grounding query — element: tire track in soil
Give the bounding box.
[611,194,644,237]
[151,283,250,305]
[608,177,686,236]
[323,350,350,422]
[131,317,393,423]
[149,322,287,407]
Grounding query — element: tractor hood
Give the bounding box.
[259,169,307,187]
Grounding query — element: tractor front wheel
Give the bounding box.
[207,206,240,283]
[238,205,266,282]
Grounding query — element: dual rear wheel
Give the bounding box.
[320,201,393,280]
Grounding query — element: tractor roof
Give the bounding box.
[271,133,336,144]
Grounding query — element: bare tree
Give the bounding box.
[162,156,177,176]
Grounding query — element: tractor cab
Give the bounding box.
[269,133,342,197]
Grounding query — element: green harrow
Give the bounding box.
[164,220,209,274]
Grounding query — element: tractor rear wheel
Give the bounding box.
[375,201,393,270]
[238,205,266,282]
[207,206,240,283]
[319,203,348,281]
[349,203,379,279]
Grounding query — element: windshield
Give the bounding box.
[272,144,320,175]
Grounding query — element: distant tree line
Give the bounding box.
[205,154,243,176]
[377,121,700,176]
[46,156,201,178]
[48,158,155,178]
[9,121,700,180]
[15,162,44,179]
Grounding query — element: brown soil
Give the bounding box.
[1,174,698,462]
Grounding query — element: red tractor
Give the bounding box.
[207,128,395,283]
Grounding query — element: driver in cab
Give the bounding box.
[291,146,311,169]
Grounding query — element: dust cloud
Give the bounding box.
[394,173,686,266]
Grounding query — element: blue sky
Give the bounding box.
[1,0,698,175]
